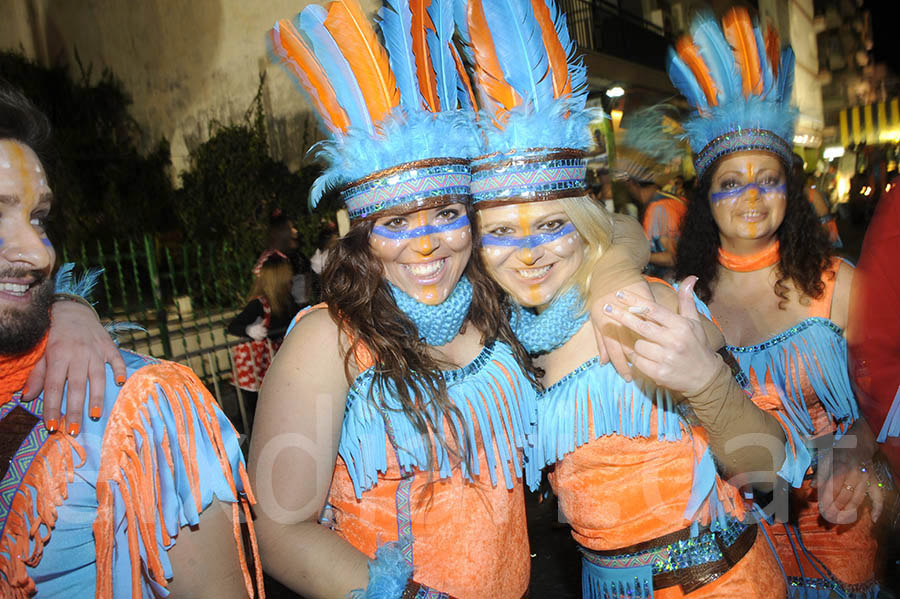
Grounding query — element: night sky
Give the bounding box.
[865,1,900,75]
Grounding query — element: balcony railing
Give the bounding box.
[558,0,670,72]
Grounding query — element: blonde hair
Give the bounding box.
[248,258,294,318]
[556,196,615,301]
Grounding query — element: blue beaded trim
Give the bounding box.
[470,153,587,203]
[341,162,472,220]
[787,575,878,598]
[581,519,749,576]
[694,128,792,178]
[727,317,843,354]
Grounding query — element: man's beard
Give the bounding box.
[0,274,54,356]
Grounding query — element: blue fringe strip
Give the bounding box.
[729,317,858,439]
[537,359,727,524]
[876,385,900,443]
[581,559,653,599]
[338,341,538,498]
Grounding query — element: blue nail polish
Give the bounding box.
[615,290,625,300]
[603,303,613,313]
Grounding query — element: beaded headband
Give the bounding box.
[268,0,479,220]
[667,7,796,179]
[470,148,587,207]
[340,158,471,220]
[456,0,594,208]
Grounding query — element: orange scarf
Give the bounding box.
[718,241,780,272]
[0,335,48,403]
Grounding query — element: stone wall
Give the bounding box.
[1,0,380,173]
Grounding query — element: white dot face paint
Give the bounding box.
[708,151,787,247]
[369,203,472,305]
[0,139,56,286]
[477,200,584,308]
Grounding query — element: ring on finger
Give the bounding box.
[845,484,854,492]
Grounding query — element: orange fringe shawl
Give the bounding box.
[0,430,84,598]
[91,362,264,598]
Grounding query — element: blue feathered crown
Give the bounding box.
[454,0,594,206]
[614,105,685,184]
[268,0,480,219]
[667,7,796,179]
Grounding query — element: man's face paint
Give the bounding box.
[0,140,56,354]
[370,203,472,305]
[709,151,787,244]
[477,200,584,308]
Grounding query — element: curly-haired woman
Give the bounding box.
[672,11,882,594]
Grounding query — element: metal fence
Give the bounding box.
[60,235,259,433]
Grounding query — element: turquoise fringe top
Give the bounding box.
[728,317,858,438]
[338,340,539,498]
[533,357,731,527]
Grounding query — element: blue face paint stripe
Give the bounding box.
[41,237,52,247]
[481,222,576,249]
[711,182,786,204]
[372,214,469,240]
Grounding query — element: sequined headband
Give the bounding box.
[340,158,472,220]
[470,148,587,207]
[694,129,792,180]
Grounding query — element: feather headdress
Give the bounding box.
[614,105,685,185]
[268,0,480,219]
[455,0,594,205]
[667,8,796,178]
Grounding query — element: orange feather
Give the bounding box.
[676,37,718,107]
[451,42,479,113]
[323,0,401,124]
[271,21,351,133]
[467,0,521,122]
[529,0,571,98]
[765,23,780,78]
[722,7,762,97]
[411,0,440,111]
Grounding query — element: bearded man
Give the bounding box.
[0,84,262,598]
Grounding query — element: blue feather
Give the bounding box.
[54,262,103,303]
[690,11,740,104]
[297,6,374,135]
[753,20,774,97]
[777,47,795,104]
[378,0,422,113]
[267,24,340,134]
[453,0,475,64]
[481,0,553,111]
[666,48,708,112]
[426,0,458,110]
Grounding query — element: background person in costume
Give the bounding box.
[614,106,689,282]
[456,0,790,596]
[249,2,538,597]
[0,84,263,599]
[670,8,882,597]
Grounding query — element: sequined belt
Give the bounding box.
[580,519,757,595]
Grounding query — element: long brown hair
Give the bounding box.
[321,204,536,473]
[248,256,294,318]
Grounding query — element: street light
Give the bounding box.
[606,86,625,98]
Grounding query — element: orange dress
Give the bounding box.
[539,353,785,598]
[728,259,878,597]
[324,338,536,599]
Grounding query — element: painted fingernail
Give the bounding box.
[615,290,625,300]
[66,422,80,436]
[603,303,613,313]
[116,375,126,385]
[46,418,58,433]
[89,406,102,421]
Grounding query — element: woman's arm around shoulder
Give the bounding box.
[248,308,371,597]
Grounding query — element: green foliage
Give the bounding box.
[0,50,175,251]
[176,75,324,274]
